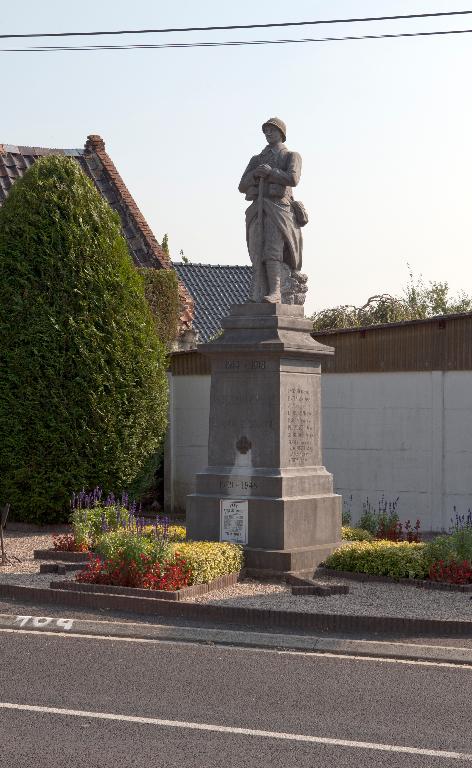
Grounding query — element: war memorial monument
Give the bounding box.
[187,118,341,575]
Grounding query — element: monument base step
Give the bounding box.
[186,492,341,550]
[243,542,341,575]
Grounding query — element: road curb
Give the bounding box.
[1,581,472,638]
[1,612,472,666]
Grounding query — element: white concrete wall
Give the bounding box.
[166,370,472,530]
[164,374,210,513]
[443,373,472,526]
[322,371,472,532]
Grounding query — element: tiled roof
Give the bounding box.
[0,136,194,333]
[172,262,251,343]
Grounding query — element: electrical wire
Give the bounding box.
[1,9,472,39]
[2,27,472,52]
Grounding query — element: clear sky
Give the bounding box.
[3,0,471,315]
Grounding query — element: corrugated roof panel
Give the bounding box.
[314,313,472,372]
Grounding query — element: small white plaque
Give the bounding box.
[220,499,248,545]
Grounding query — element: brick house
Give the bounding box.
[0,134,195,346]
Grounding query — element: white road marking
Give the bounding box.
[0,701,470,760]
[0,626,472,668]
[277,649,472,669]
[13,615,74,630]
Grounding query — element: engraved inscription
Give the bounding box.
[224,360,266,370]
[220,500,248,544]
[219,479,258,491]
[287,385,314,464]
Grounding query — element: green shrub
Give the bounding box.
[95,529,169,565]
[423,529,472,569]
[0,156,169,523]
[324,540,427,579]
[71,505,130,549]
[358,496,400,536]
[342,526,374,542]
[452,528,472,562]
[139,268,180,349]
[142,524,186,542]
[169,541,244,585]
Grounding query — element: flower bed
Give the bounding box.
[167,541,244,586]
[73,531,244,593]
[343,495,421,542]
[324,527,472,586]
[37,492,244,594]
[325,541,426,579]
[50,571,241,601]
[53,533,88,552]
[68,487,186,551]
[64,490,244,592]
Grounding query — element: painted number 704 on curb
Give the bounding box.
[14,615,74,630]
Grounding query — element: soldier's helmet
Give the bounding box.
[262,117,286,142]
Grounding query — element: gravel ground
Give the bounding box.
[186,577,472,622]
[0,529,73,587]
[0,530,55,574]
[2,531,472,622]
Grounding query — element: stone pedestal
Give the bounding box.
[186,303,341,575]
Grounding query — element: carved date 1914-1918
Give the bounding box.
[224,360,266,370]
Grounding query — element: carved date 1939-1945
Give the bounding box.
[220,479,258,491]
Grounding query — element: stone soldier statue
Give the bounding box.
[238,117,308,304]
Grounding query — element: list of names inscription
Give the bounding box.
[287,385,314,464]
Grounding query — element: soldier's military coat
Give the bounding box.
[238,144,303,271]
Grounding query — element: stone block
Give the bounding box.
[186,303,342,575]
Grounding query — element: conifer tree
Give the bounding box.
[0,156,168,522]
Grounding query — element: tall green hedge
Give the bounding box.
[0,156,169,523]
[139,267,180,349]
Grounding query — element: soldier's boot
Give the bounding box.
[263,260,281,303]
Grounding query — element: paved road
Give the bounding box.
[1,625,472,767]
[3,594,472,648]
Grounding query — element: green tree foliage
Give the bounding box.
[161,233,169,255]
[133,268,180,503]
[312,270,472,332]
[0,156,169,523]
[139,268,181,350]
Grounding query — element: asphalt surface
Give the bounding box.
[1,626,472,766]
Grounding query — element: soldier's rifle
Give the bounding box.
[257,174,264,265]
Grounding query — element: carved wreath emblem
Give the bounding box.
[236,436,252,455]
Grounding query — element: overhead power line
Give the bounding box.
[2,27,472,52]
[1,9,472,40]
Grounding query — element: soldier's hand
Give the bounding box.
[254,164,272,178]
